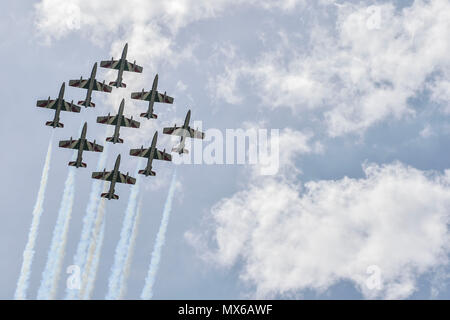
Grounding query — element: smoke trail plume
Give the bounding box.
[82,216,106,300]
[141,170,177,300]
[15,135,53,300]
[65,145,109,300]
[118,197,143,299]
[80,183,108,300]
[37,167,76,300]
[105,161,143,300]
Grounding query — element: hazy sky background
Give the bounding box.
[1,0,449,299]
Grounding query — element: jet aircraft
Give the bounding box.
[69,62,112,107]
[96,98,140,144]
[129,131,172,176]
[130,74,174,119]
[36,82,81,128]
[100,43,143,88]
[58,122,103,168]
[163,109,205,154]
[91,154,136,200]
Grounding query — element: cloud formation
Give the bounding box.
[209,0,450,136]
[202,161,450,299]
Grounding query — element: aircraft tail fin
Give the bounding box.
[78,100,95,107]
[139,169,156,176]
[101,192,119,200]
[45,121,63,128]
[109,81,126,88]
[172,146,188,154]
[106,136,124,144]
[68,161,87,168]
[140,112,157,119]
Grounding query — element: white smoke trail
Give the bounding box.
[118,197,143,299]
[37,167,76,300]
[105,161,143,300]
[15,135,53,300]
[141,170,177,300]
[80,183,108,300]
[82,213,106,300]
[65,144,109,300]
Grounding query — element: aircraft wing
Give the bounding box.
[163,126,184,136]
[92,79,113,92]
[154,91,174,104]
[36,99,80,113]
[162,126,204,139]
[84,140,104,152]
[130,91,146,100]
[69,79,90,89]
[188,127,205,139]
[123,60,143,73]
[130,90,174,104]
[59,139,102,152]
[100,59,120,70]
[62,100,81,113]
[36,99,56,109]
[92,171,114,181]
[129,147,150,158]
[96,115,116,125]
[58,139,80,150]
[69,79,112,93]
[155,149,172,161]
[129,148,172,161]
[120,116,140,128]
[97,115,140,128]
[117,172,136,185]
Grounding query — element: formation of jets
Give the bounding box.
[35,43,205,200]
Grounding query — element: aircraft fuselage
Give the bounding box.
[107,154,121,199]
[112,100,125,142]
[114,43,128,87]
[51,82,66,127]
[144,131,158,175]
[178,109,192,145]
[85,62,97,105]
[147,74,158,117]
[74,122,88,167]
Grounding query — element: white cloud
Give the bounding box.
[209,66,244,105]
[198,161,450,299]
[419,124,434,138]
[429,77,450,111]
[34,0,308,64]
[210,0,450,136]
[34,0,306,43]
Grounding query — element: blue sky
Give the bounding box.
[1,0,450,299]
